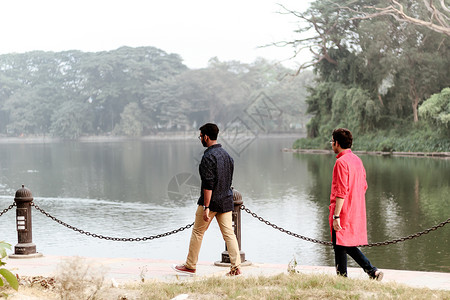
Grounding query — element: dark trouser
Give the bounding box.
[332,230,377,277]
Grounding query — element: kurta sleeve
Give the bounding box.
[333,159,349,199]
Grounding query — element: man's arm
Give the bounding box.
[333,197,344,231]
[203,189,212,222]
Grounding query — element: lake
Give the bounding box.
[0,137,449,272]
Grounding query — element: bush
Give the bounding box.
[0,241,19,293]
[293,125,450,152]
[293,137,328,149]
[56,257,106,300]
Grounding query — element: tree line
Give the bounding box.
[0,47,311,139]
[285,0,449,151]
[1,0,448,150]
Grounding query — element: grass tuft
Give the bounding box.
[55,256,106,300]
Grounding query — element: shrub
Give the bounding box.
[0,241,19,293]
[56,257,106,300]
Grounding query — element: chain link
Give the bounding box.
[240,204,450,247]
[240,204,333,246]
[31,202,194,242]
[0,202,16,217]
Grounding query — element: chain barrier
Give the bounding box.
[0,202,16,218]
[3,201,448,246]
[31,202,194,242]
[240,204,450,247]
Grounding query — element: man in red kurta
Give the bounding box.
[329,128,383,280]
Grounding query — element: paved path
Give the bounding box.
[5,255,450,291]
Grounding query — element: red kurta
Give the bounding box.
[329,149,368,246]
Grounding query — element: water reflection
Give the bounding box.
[0,139,448,272]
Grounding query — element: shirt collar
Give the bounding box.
[336,149,352,159]
[204,143,221,153]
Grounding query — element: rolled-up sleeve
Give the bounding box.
[200,156,215,190]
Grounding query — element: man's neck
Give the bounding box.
[338,147,350,154]
[206,140,217,148]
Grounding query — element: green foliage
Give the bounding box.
[0,47,188,138]
[295,0,450,139]
[419,88,450,133]
[305,82,340,138]
[0,49,310,138]
[293,136,329,150]
[50,102,92,139]
[331,87,382,133]
[114,102,149,137]
[354,127,450,152]
[0,241,19,291]
[294,124,450,152]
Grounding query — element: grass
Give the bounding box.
[132,273,450,300]
[2,272,449,299]
[293,126,450,153]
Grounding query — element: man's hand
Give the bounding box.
[203,208,211,222]
[333,218,342,231]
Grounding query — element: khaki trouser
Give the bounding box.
[185,205,241,270]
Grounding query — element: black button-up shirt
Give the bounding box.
[197,144,234,213]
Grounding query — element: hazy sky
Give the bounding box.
[1,0,311,69]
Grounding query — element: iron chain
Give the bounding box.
[240,204,333,246]
[0,202,16,217]
[3,201,447,246]
[31,202,194,242]
[240,204,450,247]
[362,218,450,247]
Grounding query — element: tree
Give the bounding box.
[114,102,150,136]
[341,0,450,36]
[0,48,309,138]
[78,46,187,134]
[353,2,450,123]
[267,70,315,131]
[281,0,449,138]
[3,85,56,135]
[50,101,92,139]
[0,47,188,138]
[141,62,250,130]
[344,0,450,122]
[419,87,450,133]
[275,1,355,71]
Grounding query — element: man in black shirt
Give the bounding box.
[173,123,242,276]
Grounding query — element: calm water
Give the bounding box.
[0,138,449,272]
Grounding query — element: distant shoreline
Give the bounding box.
[283,148,450,158]
[0,133,304,144]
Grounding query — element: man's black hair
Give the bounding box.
[199,123,219,140]
[332,128,353,149]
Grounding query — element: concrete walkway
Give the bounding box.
[5,255,450,291]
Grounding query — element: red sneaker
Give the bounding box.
[226,267,242,276]
[172,264,196,275]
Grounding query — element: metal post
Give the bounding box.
[9,185,43,258]
[215,188,251,266]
